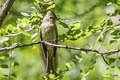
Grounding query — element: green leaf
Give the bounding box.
[72,22,80,28]
[22,31,31,37]
[107,66,120,72]
[65,22,82,40]
[17,18,30,28]
[11,73,17,77]
[69,38,77,40]
[3,41,10,46]
[100,19,106,27]
[103,74,112,78]
[59,21,69,28]
[30,18,40,23]
[58,34,67,40]
[13,62,19,66]
[47,3,56,10]
[107,66,115,71]
[32,33,38,38]
[115,9,120,15]
[107,2,113,5]
[75,55,83,63]
[2,75,9,77]
[87,26,93,32]
[0,29,7,36]
[56,68,63,74]
[49,74,55,79]
[107,19,113,26]
[81,33,86,37]
[116,67,120,72]
[6,24,15,33]
[35,0,41,3]
[109,40,118,44]
[113,36,120,39]
[111,30,120,36]
[108,58,116,64]
[113,75,120,78]
[21,12,30,16]
[0,64,8,68]
[42,75,48,80]
[32,37,38,42]
[81,77,87,80]
[0,54,9,60]
[65,63,72,70]
[98,37,103,42]
[109,0,120,6]
[115,0,120,6]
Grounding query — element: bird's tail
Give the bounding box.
[45,56,57,76]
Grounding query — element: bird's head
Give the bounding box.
[42,11,57,23]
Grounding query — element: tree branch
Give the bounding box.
[0,0,15,28]
[0,41,120,55]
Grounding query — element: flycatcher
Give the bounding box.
[40,11,58,76]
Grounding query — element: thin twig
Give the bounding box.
[0,41,99,54]
[7,26,35,37]
[0,0,15,28]
[0,41,120,55]
[101,50,120,54]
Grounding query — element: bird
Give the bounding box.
[40,11,58,76]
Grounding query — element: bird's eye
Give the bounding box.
[49,17,54,19]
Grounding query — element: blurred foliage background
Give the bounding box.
[0,0,120,80]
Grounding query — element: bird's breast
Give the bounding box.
[40,23,56,41]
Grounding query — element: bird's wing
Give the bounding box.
[53,25,58,57]
[40,29,47,58]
